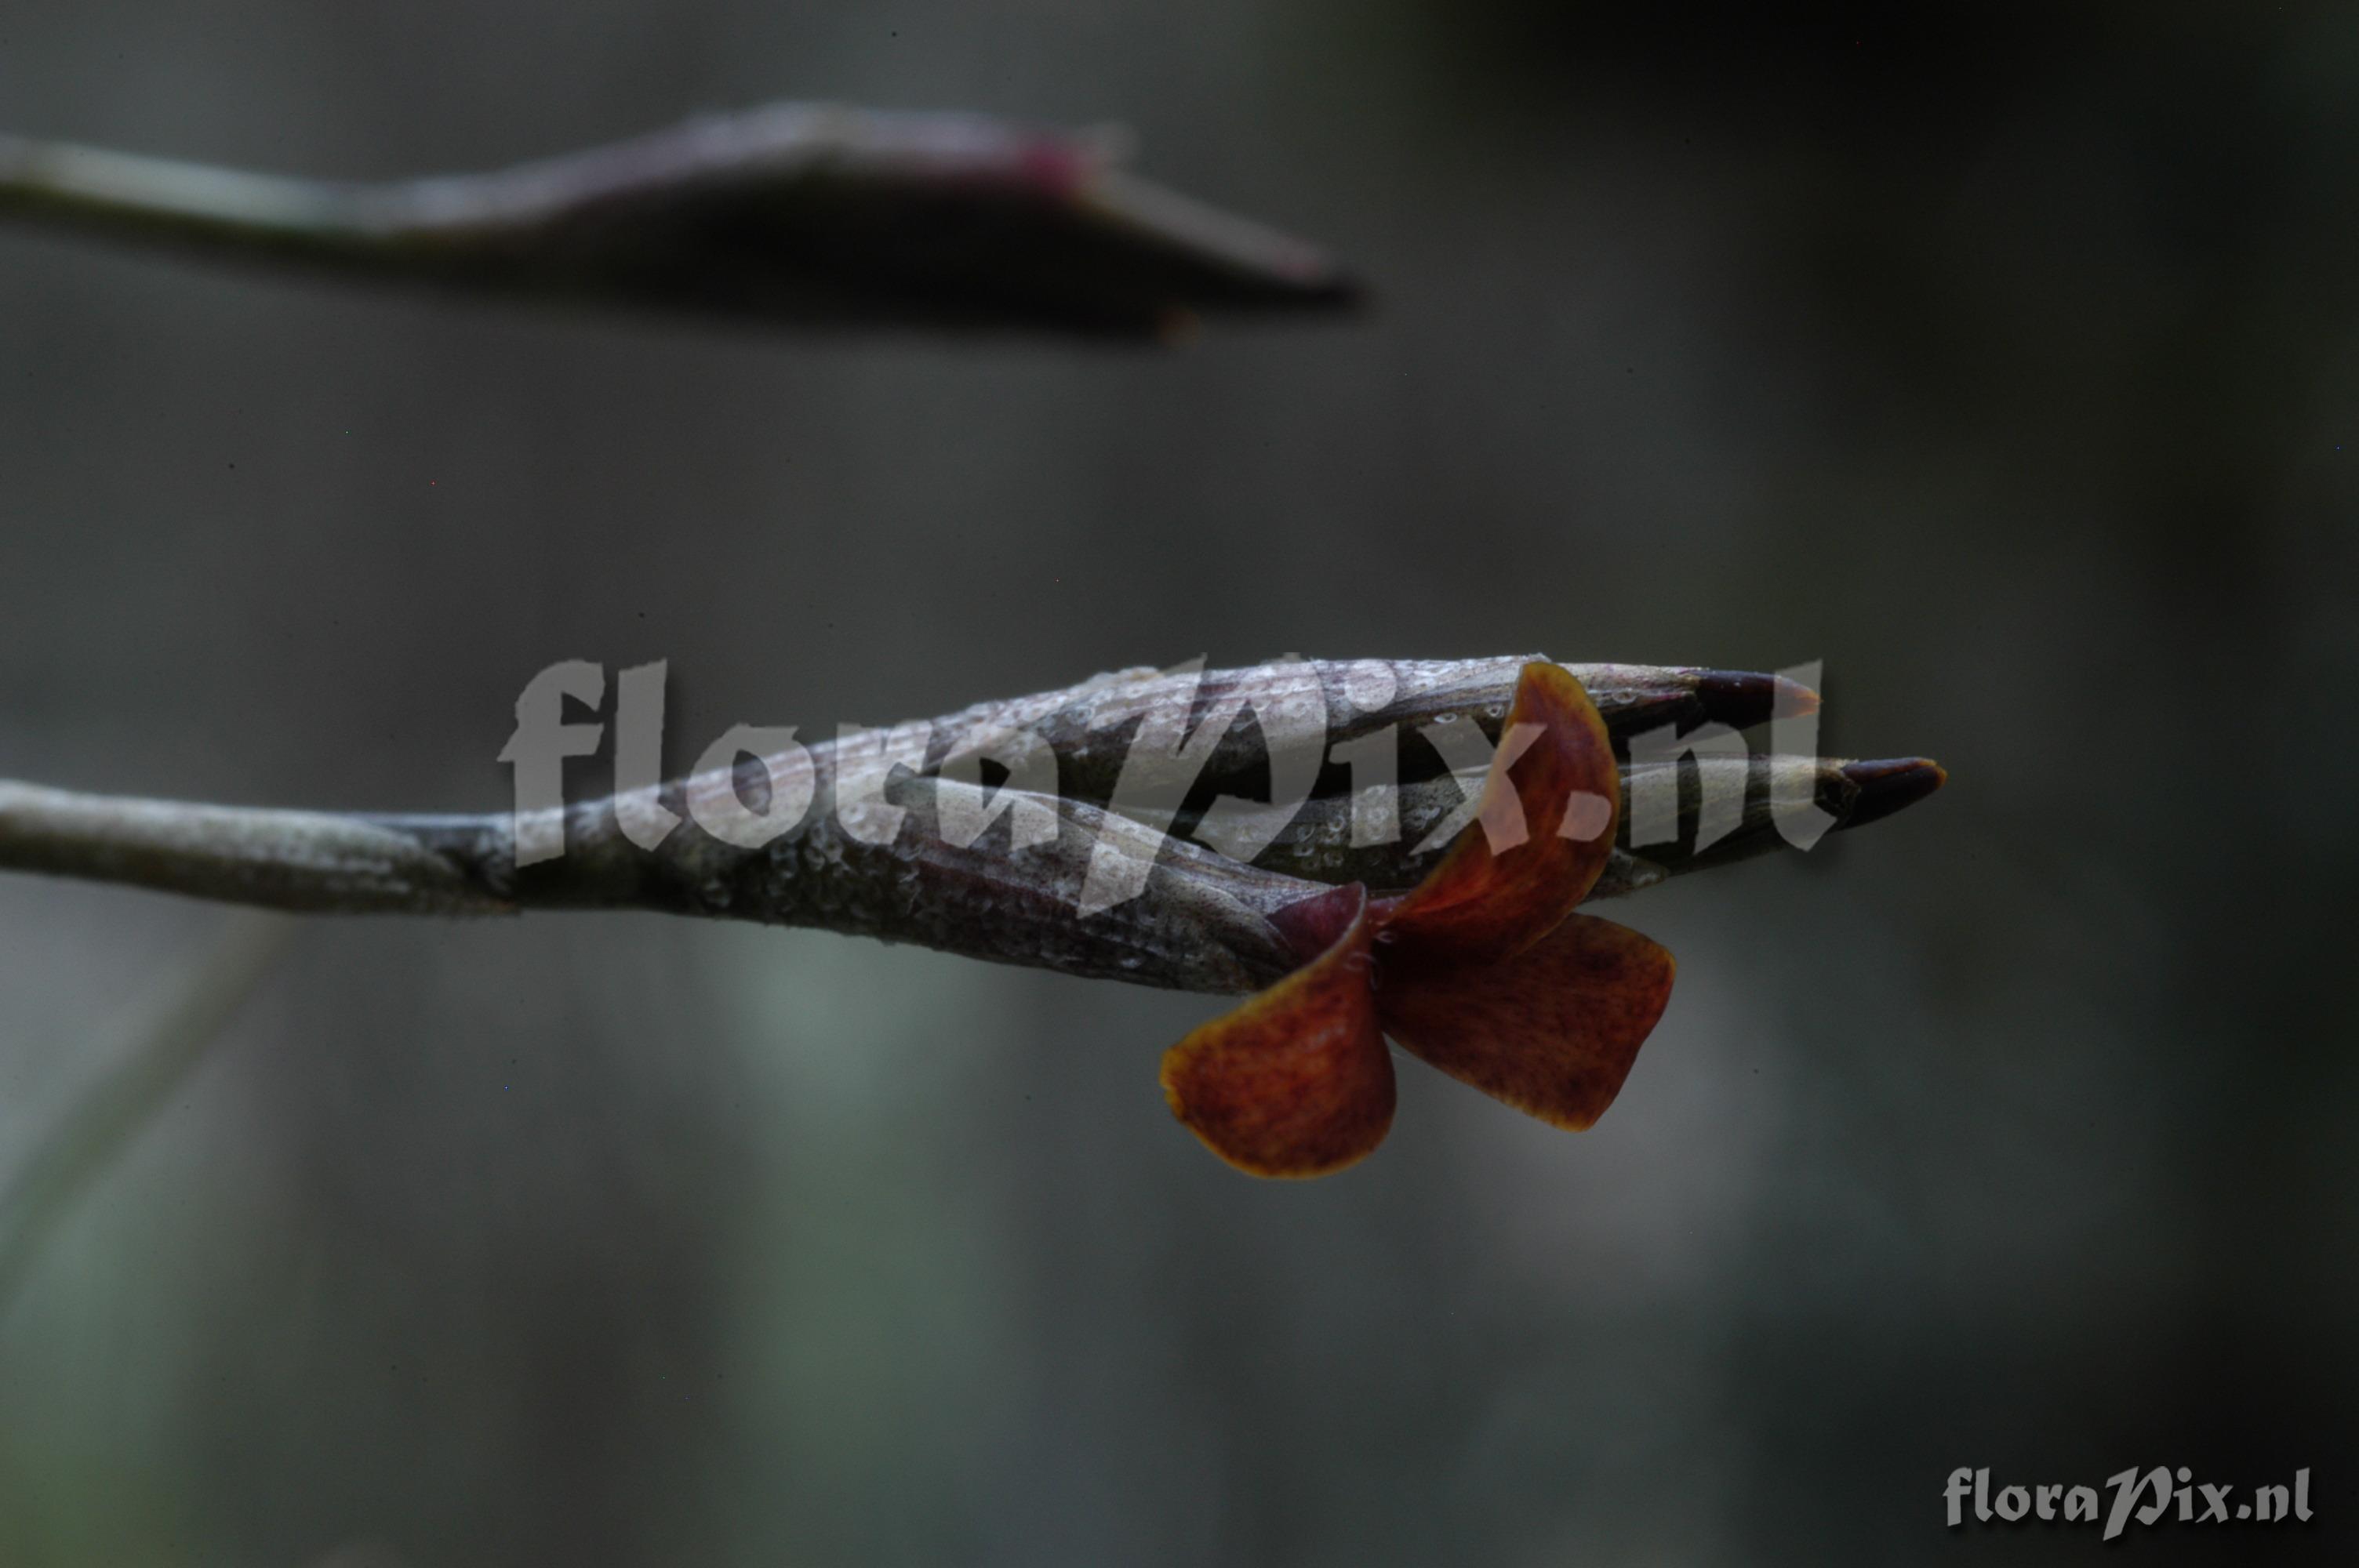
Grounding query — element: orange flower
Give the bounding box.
[1160,662,1676,1177]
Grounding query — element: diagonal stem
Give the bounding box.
[0,912,293,1320]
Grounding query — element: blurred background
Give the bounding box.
[2,3,2355,1563]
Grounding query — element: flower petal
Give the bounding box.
[1160,886,1395,1177]
[1376,662,1620,969]
[1377,913,1674,1130]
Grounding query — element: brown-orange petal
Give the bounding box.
[1160,886,1396,1178]
[1377,913,1675,1131]
[1376,662,1621,971]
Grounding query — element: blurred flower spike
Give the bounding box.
[0,653,1947,1184]
[1163,663,1677,1178]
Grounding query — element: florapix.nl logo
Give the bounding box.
[494,654,1834,913]
[1944,1465,2314,1540]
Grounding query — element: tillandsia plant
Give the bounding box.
[0,103,1357,339]
[0,655,1943,1178]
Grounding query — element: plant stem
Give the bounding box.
[0,911,293,1319]
[0,104,1363,337]
[0,659,1938,994]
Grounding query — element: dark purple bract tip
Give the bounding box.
[1837,757,1947,829]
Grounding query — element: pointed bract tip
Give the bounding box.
[1773,673,1823,718]
[1835,757,1946,829]
[1692,670,1821,728]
